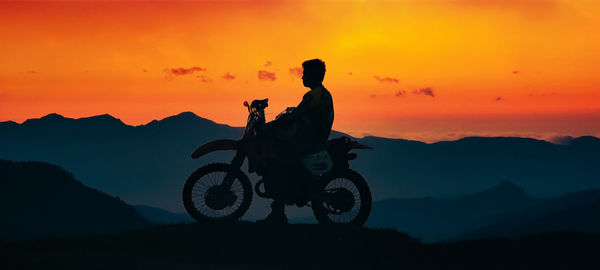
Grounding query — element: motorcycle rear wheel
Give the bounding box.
[311,169,372,226]
[183,163,253,222]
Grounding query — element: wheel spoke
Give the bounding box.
[321,176,365,224]
[189,172,247,219]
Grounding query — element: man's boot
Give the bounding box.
[257,200,288,224]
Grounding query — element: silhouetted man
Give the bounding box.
[258,58,334,224]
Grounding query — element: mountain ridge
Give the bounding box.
[458,188,600,240]
[367,181,544,242]
[2,112,597,144]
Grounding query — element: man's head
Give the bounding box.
[302,59,326,88]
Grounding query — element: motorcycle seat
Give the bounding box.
[303,136,350,156]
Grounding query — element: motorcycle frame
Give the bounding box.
[190,102,263,189]
[190,100,371,202]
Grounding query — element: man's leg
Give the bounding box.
[257,157,290,224]
[256,120,300,224]
[258,199,287,224]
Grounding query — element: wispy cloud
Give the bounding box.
[258,70,277,81]
[512,70,520,75]
[495,96,503,101]
[395,90,407,97]
[197,75,212,83]
[374,75,399,83]
[289,67,302,78]
[222,72,235,80]
[412,87,435,97]
[164,66,207,76]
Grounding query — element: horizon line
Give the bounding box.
[2,111,598,145]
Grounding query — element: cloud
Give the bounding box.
[395,90,407,97]
[222,72,235,80]
[289,67,302,78]
[258,70,277,81]
[370,94,377,98]
[164,66,207,76]
[196,75,212,83]
[142,69,148,73]
[347,72,353,75]
[374,76,399,83]
[512,70,520,74]
[264,61,272,67]
[495,96,503,101]
[412,87,435,97]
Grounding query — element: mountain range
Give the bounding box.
[367,181,540,241]
[1,112,599,215]
[458,188,600,240]
[368,181,600,242]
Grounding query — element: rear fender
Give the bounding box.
[345,140,371,162]
[191,139,239,159]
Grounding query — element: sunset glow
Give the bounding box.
[1,0,599,142]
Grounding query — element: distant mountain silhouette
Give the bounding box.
[0,112,244,212]
[133,205,193,224]
[19,113,129,135]
[461,180,530,201]
[460,189,600,240]
[2,222,599,269]
[568,135,600,146]
[367,181,545,242]
[0,120,18,129]
[1,113,599,216]
[0,160,150,241]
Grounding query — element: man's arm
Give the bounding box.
[280,92,313,125]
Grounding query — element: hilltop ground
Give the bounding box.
[2,222,599,270]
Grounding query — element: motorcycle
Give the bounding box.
[182,98,372,225]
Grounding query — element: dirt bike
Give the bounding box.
[182,98,372,225]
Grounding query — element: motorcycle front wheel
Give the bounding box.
[311,169,372,226]
[183,163,253,222]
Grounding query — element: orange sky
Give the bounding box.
[1,0,599,142]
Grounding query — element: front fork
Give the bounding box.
[221,150,246,188]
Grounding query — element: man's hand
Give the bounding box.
[276,113,294,126]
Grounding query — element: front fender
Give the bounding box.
[191,139,239,159]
